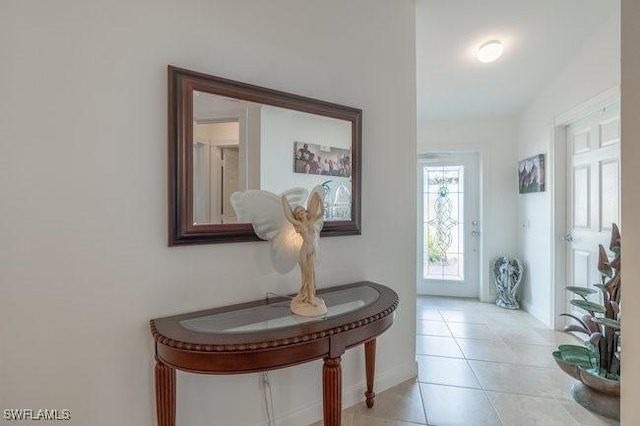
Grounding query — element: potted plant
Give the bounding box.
[552,224,621,420]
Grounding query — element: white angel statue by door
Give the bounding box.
[231,186,328,316]
[492,256,523,310]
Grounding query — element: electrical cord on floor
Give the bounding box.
[265,292,294,303]
[262,371,276,426]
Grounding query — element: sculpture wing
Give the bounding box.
[492,258,502,283]
[282,187,309,210]
[272,187,310,272]
[270,222,302,273]
[231,188,309,273]
[231,190,285,241]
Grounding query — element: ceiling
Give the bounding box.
[416,0,619,121]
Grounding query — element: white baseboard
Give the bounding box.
[262,360,418,426]
[521,300,551,327]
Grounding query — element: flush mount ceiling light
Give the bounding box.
[477,40,503,63]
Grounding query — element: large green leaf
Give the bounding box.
[555,345,594,368]
[592,317,621,330]
[558,344,591,354]
[570,299,607,314]
[565,286,597,298]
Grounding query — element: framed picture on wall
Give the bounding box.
[518,153,545,194]
[293,142,351,177]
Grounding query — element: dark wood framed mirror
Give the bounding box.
[168,66,362,246]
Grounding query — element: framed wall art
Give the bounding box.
[293,142,351,177]
[518,154,545,194]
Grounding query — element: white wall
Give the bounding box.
[516,11,620,325]
[260,105,352,196]
[417,117,519,302]
[0,1,417,426]
[621,0,640,422]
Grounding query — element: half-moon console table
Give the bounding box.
[150,281,398,426]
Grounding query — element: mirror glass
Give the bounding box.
[169,66,361,245]
[192,92,353,225]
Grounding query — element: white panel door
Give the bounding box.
[565,103,620,316]
[220,146,240,223]
[418,152,480,298]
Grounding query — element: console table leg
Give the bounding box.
[323,356,342,426]
[155,359,176,426]
[364,339,376,408]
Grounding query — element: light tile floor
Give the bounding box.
[310,296,619,426]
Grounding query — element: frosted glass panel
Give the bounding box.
[422,165,464,281]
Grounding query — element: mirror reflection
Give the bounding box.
[192,91,353,226]
[168,65,361,245]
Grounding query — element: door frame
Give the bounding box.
[550,85,619,329]
[416,149,486,300]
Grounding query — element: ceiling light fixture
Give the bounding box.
[477,40,503,63]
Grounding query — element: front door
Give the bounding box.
[417,152,480,298]
[564,102,620,317]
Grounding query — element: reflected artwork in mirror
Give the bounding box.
[168,66,362,245]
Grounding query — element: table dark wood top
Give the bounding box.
[150,281,398,374]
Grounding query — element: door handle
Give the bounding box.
[561,233,573,243]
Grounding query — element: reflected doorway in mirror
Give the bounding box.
[193,118,241,225]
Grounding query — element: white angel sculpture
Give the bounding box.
[492,256,523,310]
[231,186,327,317]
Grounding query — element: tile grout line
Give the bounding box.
[448,310,576,401]
[416,377,483,392]
[480,387,575,403]
[466,356,567,371]
[482,389,587,426]
[445,325,491,405]
[417,298,615,425]
[481,388,506,426]
[416,377,431,426]
[438,308,501,418]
